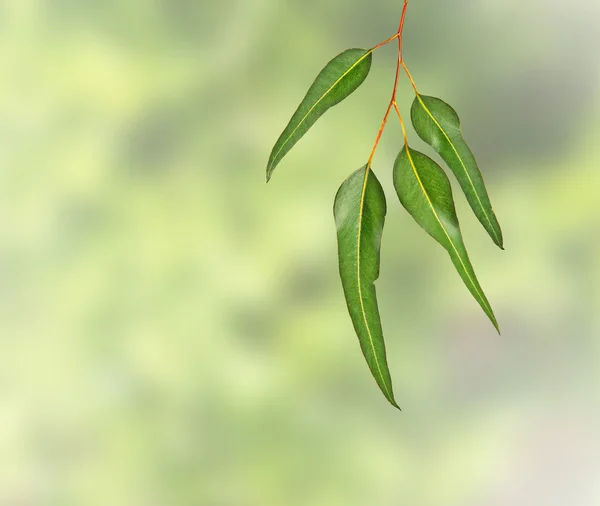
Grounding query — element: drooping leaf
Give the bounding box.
[411,95,504,249]
[393,147,499,331]
[334,166,399,408]
[267,49,373,181]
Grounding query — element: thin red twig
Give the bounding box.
[367,0,409,167]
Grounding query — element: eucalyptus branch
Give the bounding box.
[266,2,503,409]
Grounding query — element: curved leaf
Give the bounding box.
[334,166,399,408]
[267,49,373,181]
[411,95,504,249]
[393,147,499,331]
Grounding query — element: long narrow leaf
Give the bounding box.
[267,49,373,181]
[334,166,399,408]
[393,147,499,331]
[411,95,504,249]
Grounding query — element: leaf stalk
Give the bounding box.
[366,0,409,169]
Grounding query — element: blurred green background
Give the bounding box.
[1,0,599,504]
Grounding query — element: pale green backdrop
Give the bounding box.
[0,0,599,504]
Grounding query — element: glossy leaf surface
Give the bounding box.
[393,147,499,331]
[267,49,373,181]
[411,95,503,248]
[334,166,398,408]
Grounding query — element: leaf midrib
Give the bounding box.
[268,51,372,172]
[356,167,392,402]
[416,95,500,245]
[404,148,495,321]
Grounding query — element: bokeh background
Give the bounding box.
[1,0,599,504]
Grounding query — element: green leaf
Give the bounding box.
[267,49,373,181]
[334,166,399,408]
[393,147,499,332]
[411,95,504,249]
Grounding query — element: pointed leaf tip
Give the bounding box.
[266,48,373,180]
[411,94,504,249]
[393,147,499,330]
[334,166,398,408]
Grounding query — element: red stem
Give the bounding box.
[367,0,409,167]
